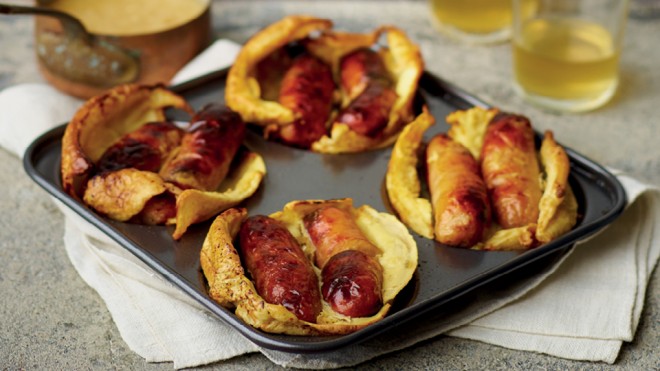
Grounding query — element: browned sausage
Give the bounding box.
[97,121,183,173]
[159,104,246,191]
[321,249,383,318]
[132,192,177,225]
[274,53,335,148]
[480,112,542,228]
[303,206,383,317]
[239,215,322,323]
[336,48,397,137]
[426,134,491,247]
[335,84,398,137]
[303,206,381,268]
[339,47,391,99]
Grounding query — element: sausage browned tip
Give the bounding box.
[481,112,542,229]
[339,47,392,99]
[335,83,398,137]
[159,104,246,191]
[321,249,383,317]
[303,206,383,317]
[336,48,397,137]
[239,215,322,323]
[303,206,381,269]
[97,121,183,173]
[132,192,177,225]
[274,53,335,148]
[426,134,491,247]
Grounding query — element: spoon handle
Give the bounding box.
[0,3,92,44]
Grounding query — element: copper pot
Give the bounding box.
[33,0,211,98]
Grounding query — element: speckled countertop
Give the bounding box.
[1,1,658,369]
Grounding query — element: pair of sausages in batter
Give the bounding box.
[97,103,246,191]
[427,112,541,247]
[95,103,246,223]
[238,206,383,323]
[273,47,397,148]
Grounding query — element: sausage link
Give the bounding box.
[303,206,381,269]
[480,113,542,228]
[275,53,335,148]
[159,104,246,191]
[339,47,391,99]
[239,215,322,323]
[132,192,177,225]
[97,121,183,173]
[335,83,398,137]
[303,206,383,317]
[336,48,397,137]
[426,134,491,247]
[321,249,383,317]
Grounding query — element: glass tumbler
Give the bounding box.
[512,0,629,113]
[428,0,514,45]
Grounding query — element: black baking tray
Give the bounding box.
[23,68,626,353]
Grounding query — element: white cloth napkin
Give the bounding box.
[448,173,659,363]
[2,39,659,369]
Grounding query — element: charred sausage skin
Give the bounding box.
[239,215,322,323]
[304,206,383,317]
[321,249,383,318]
[336,48,397,137]
[97,121,183,173]
[275,53,335,148]
[159,104,246,191]
[335,83,397,137]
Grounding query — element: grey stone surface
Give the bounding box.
[1,1,658,369]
